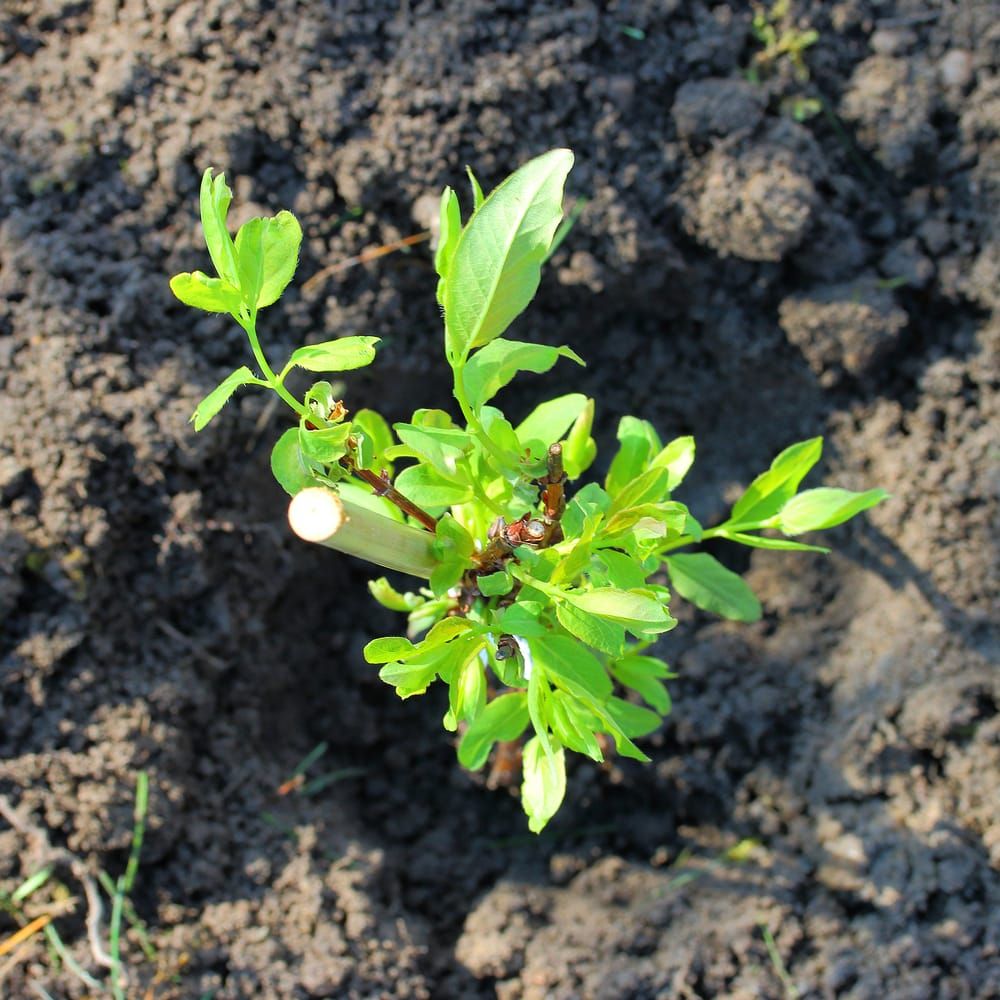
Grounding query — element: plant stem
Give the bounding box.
[239,311,309,418]
[657,520,771,555]
[340,457,439,532]
[451,364,516,471]
[288,487,438,578]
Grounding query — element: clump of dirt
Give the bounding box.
[1,1,997,998]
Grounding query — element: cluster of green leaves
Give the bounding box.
[171,150,886,832]
[747,0,823,121]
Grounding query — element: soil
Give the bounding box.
[1,1,997,998]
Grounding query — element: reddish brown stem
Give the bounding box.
[340,458,439,532]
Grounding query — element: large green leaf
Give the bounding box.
[555,602,625,657]
[561,587,675,634]
[462,338,584,410]
[779,488,888,534]
[665,553,761,622]
[731,438,823,524]
[257,210,302,308]
[234,217,266,309]
[548,691,603,761]
[394,463,473,508]
[531,634,613,699]
[457,692,529,770]
[443,149,574,363]
[394,424,472,477]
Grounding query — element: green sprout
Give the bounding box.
[748,0,819,86]
[170,150,886,832]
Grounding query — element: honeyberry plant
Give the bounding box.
[170,149,887,832]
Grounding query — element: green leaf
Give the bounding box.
[562,483,610,540]
[421,616,477,650]
[562,397,596,479]
[298,421,352,465]
[602,501,688,539]
[234,217,266,308]
[531,634,613,700]
[288,336,380,373]
[368,577,423,612]
[595,550,648,590]
[378,649,445,698]
[271,427,317,495]
[444,148,574,363]
[257,210,302,308]
[365,618,474,664]
[458,692,529,770]
[650,435,695,491]
[478,406,522,463]
[478,569,513,597]
[605,416,660,496]
[608,466,671,515]
[395,424,472,477]
[604,697,662,738]
[169,271,242,313]
[466,165,485,210]
[724,532,830,553]
[521,736,566,834]
[352,409,395,474]
[199,168,239,286]
[556,602,625,657]
[443,637,488,730]
[304,380,338,416]
[434,513,475,559]
[610,655,672,714]
[497,601,549,638]
[393,464,473,508]
[434,186,462,306]
[665,553,761,622]
[515,393,588,459]
[778,488,889,535]
[191,366,257,431]
[549,691,603,761]
[561,588,675,634]
[731,437,823,524]
[462,339,584,410]
[364,636,418,663]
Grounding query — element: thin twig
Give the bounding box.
[302,232,430,294]
[340,457,439,531]
[0,796,113,972]
[155,619,227,672]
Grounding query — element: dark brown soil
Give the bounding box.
[1,2,997,998]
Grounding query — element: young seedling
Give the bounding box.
[170,150,886,832]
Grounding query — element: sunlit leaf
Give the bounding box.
[190,366,258,431]
[665,552,761,622]
[444,149,574,362]
[288,336,380,373]
[779,487,889,535]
